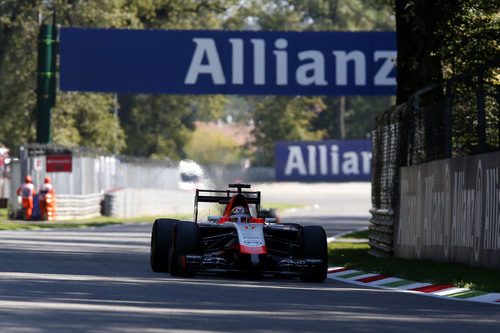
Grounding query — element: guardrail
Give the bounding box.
[56,193,103,220]
[368,208,394,257]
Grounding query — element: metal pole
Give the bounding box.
[497,85,500,149]
[339,96,346,139]
[113,93,119,154]
[35,13,57,143]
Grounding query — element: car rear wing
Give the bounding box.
[194,184,261,222]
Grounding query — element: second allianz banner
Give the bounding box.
[275,140,372,182]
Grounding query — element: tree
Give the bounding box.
[227,0,395,165]
[252,96,325,166]
[0,0,137,150]
[395,1,443,104]
[185,126,241,165]
[395,0,499,103]
[0,0,237,156]
[124,94,192,160]
[116,0,235,159]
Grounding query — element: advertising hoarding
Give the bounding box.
[60,28,396,96]
[275,140,372,182]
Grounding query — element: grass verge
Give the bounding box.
[335,229,370,240]
[0,208,7,220]
[262,203,307,210]
[0,209,191,231]
[0,202,304,231]
[328,233,500,293]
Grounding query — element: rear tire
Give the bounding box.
[150,219,179,272]
[300,226,328,282]
[169,221,200,277]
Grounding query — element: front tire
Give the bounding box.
[169,221,200,277]
[300,226,328,282]
[150,218,179,272]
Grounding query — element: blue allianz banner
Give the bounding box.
[59,28,396,96]
[275,140,372,182]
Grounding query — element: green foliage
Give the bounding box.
[251,96,325,166]
[344,96,395,138]
[3,0,492,163]
[0,0,235,157]
[336,229,370,239]
[115,0,234,159]
[124,94,192,159]
[0,0,136,151]
[0,0,41,146]
[233,0,395,165]
[185,126,241,165]
[395,0,499,103]
[435,0,499,78]
[221,96,254,123]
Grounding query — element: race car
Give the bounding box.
[150,184,327,282]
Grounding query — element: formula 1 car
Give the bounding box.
[150,184,327,282]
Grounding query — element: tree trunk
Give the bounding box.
[338,96,346,139]
[395,0,443,104]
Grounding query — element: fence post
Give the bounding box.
[444,81,453,158]
[497,85,500,148]
[477,70,487,153]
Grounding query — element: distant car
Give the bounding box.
[150,183,327,282]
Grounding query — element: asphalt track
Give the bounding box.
[0,183,498,332]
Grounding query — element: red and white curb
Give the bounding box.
[327,267,500,305]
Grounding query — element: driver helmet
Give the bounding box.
[230,206,250,222]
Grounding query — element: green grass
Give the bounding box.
[261,203,307,210]
[0,201,304,231]
[0,213,191,231]
[336,229,370,240]
[328,234,500,293]
[0,208,7,220]
[0,221,125,230]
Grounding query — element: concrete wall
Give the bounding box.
[395,151,500,269]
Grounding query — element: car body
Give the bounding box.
[150,183,327,282]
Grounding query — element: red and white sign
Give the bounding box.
[46,155,72,172]
[33,158,43,171]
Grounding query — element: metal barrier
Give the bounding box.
[56,193,103,220]
[19,144,178,195]
[103,189,194,218]
[11,143,276,220]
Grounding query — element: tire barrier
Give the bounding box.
[368,208,394,257]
